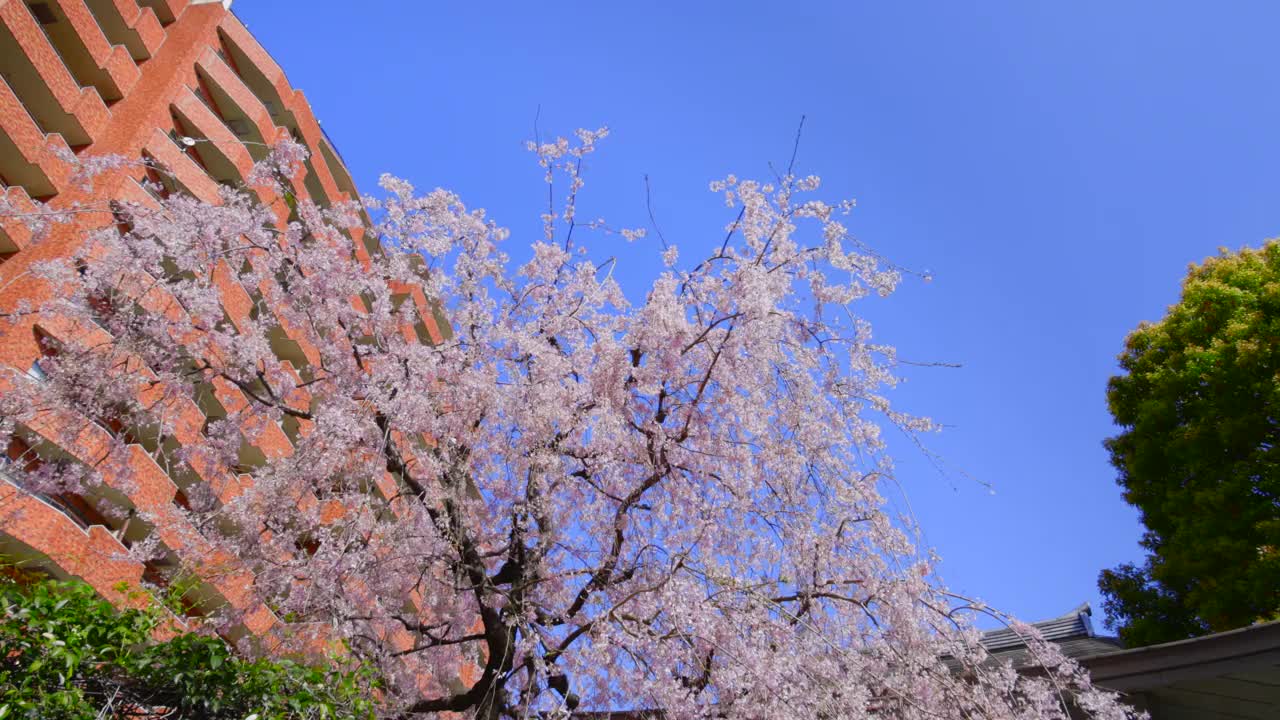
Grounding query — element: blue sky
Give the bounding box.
[234,1,1280,629]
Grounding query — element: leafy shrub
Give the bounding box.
[0,569,378,719]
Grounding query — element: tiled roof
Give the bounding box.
[980,603,1124,666]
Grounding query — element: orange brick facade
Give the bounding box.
[0,0,402,649]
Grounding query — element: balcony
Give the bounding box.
[166,108,236,188]
[318,134,359,205]
[213,27,326,205]
[141,545,227,619]
[142,130,219,203]
[23,0,140,104]
[136,0,182,27]
[215,28,298,136]
[0,492,146,607]
[193,64,269,160]
[299,154,331,208]
[12,407,276,628]
[214,23,351,213]
[170,95,251,188]
[0,2,106,147]
[0,75,74,200]
[83,0,164,62]
[0,128,58,200]
[1,187,37,259]
[2,432,144,547]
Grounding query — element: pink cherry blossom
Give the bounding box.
[0,137,1141,720]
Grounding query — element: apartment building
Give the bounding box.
[0,0,419,648]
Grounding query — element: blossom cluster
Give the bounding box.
[0,136,1139,720]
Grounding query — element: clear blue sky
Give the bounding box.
[234,1,1280,629]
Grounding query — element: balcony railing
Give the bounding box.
[34,492,92,529]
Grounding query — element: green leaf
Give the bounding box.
[1101,240,1280,646]
[2,571,379,718]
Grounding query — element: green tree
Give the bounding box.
[1099,241,1280,647]
[0,569,378,719]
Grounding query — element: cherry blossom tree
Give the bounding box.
[0,133,1138,720]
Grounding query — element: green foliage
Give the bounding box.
[1099,241,1280,647]
[0,570,379,719]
